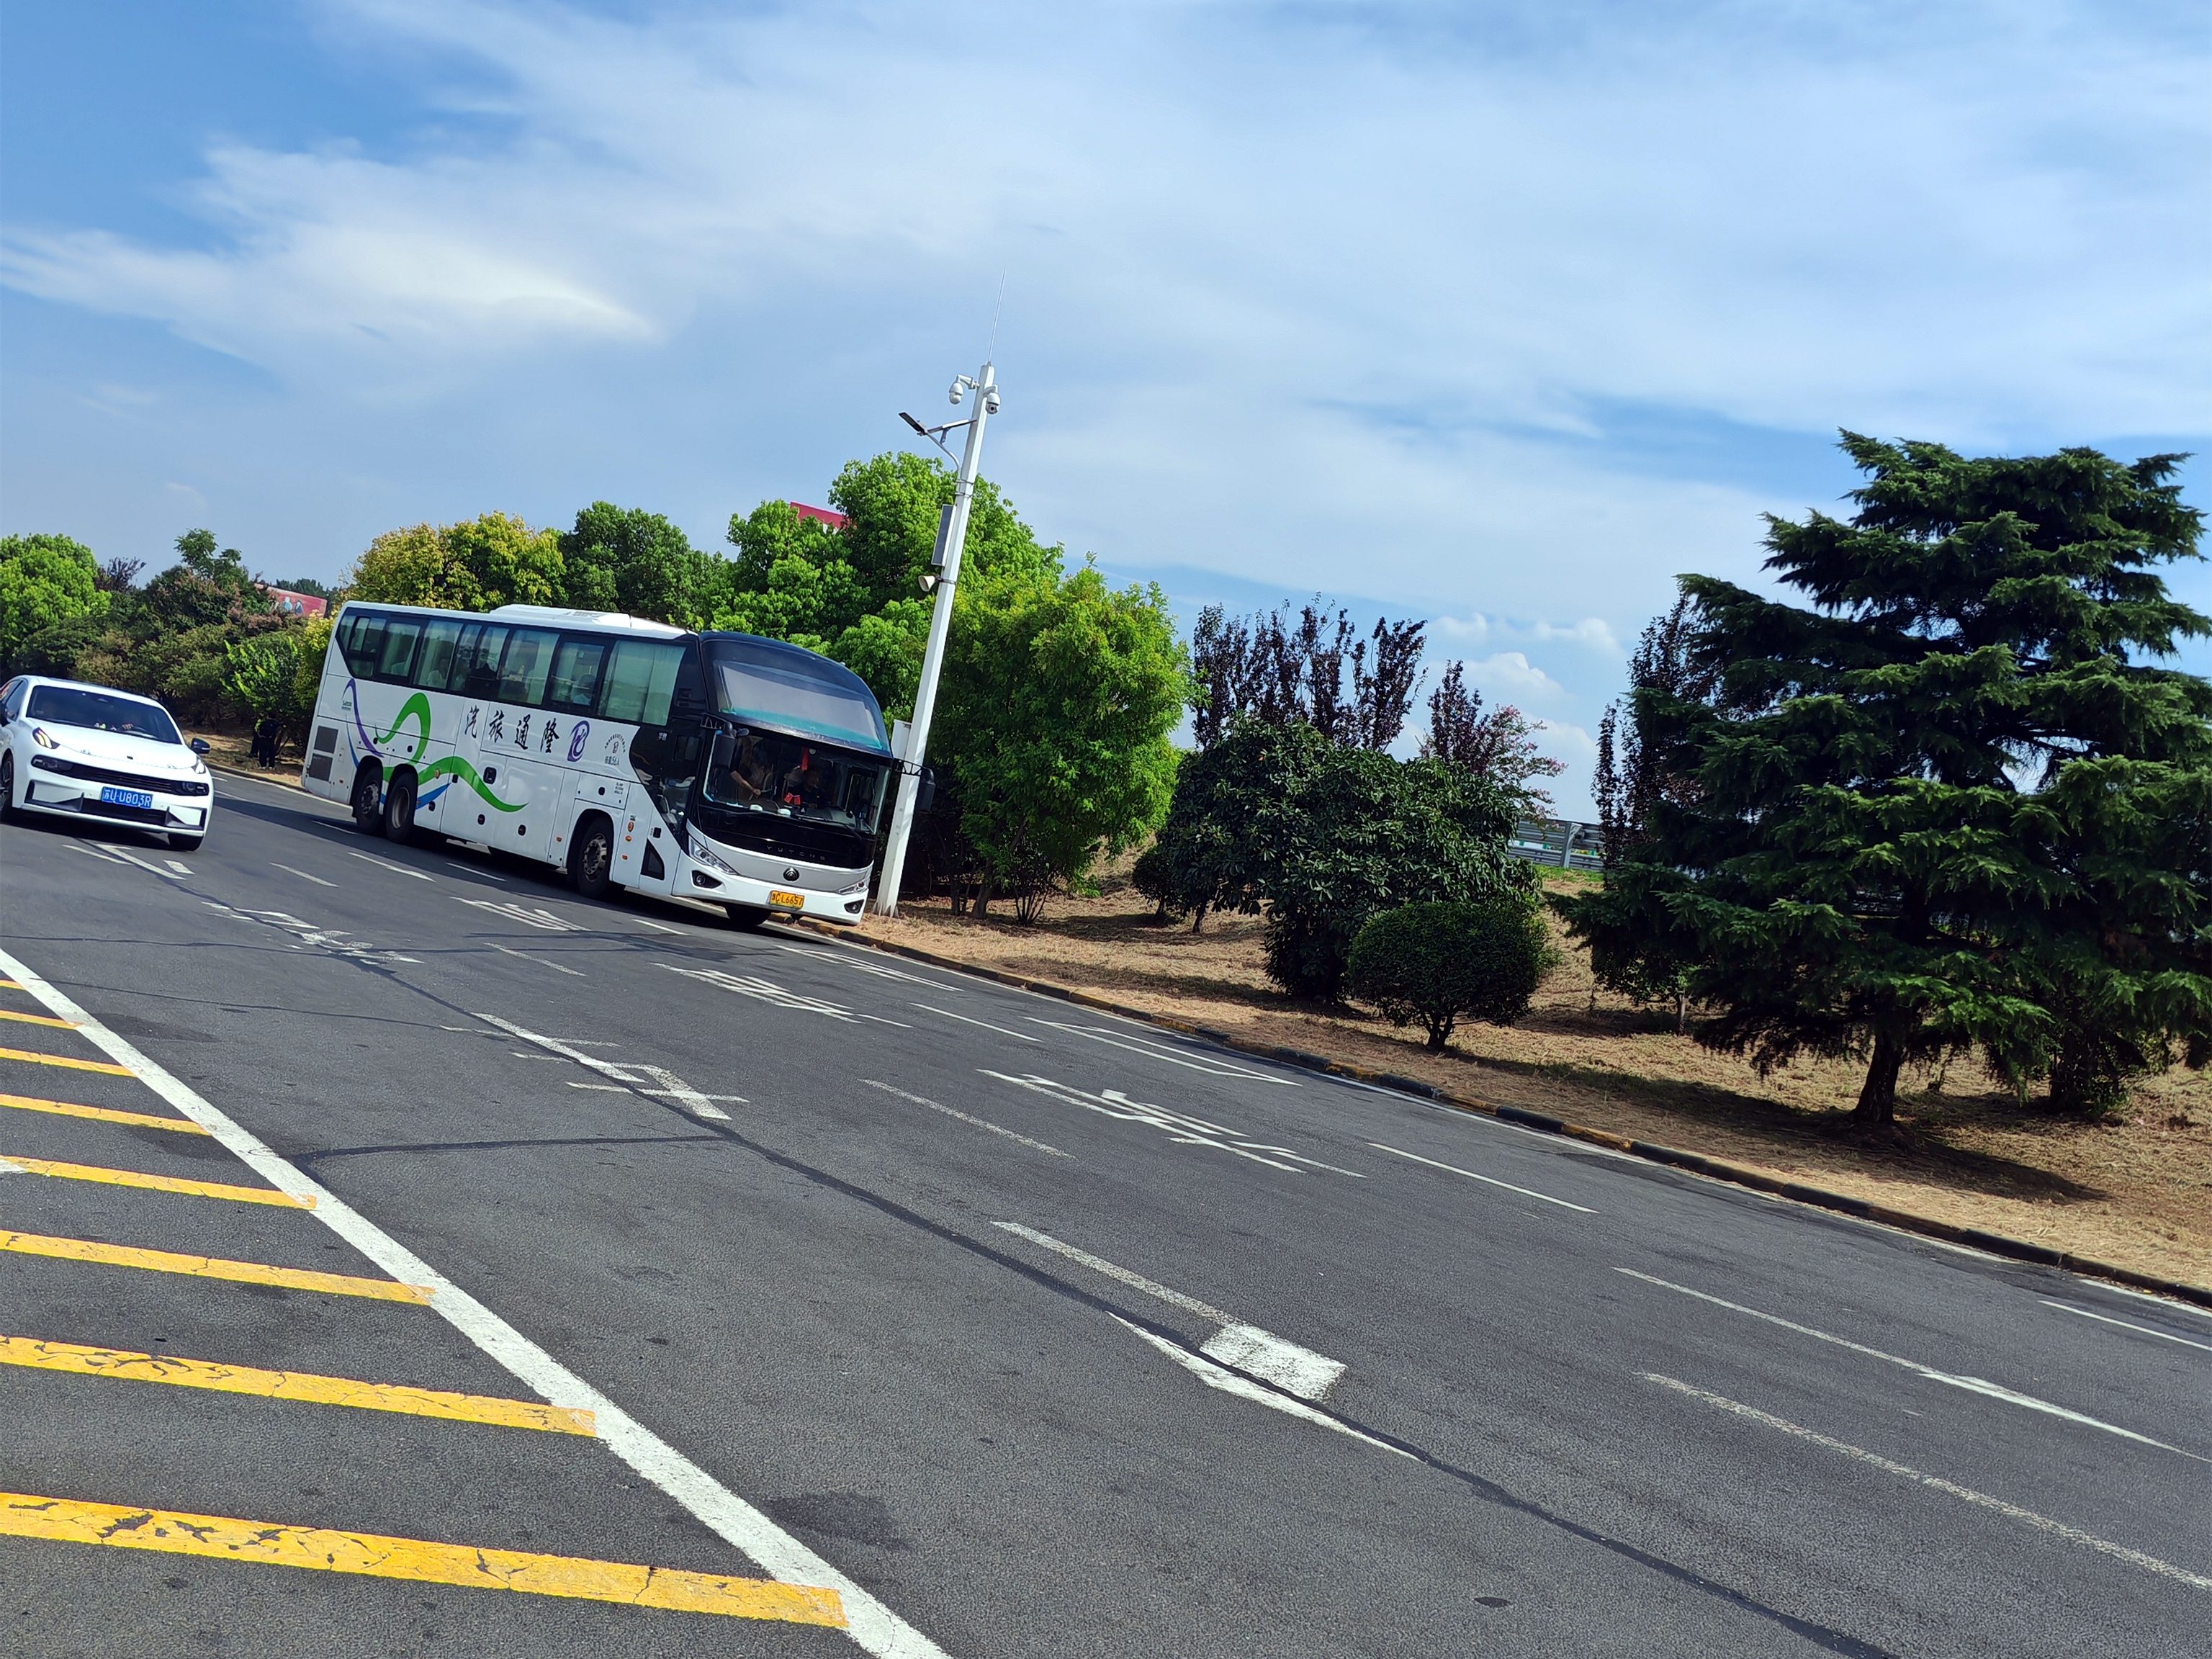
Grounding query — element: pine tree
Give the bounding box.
[1562,435,2211,1129]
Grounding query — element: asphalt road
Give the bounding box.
[2,769,2207,1659]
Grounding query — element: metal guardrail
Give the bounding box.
[1508,817,1606,873]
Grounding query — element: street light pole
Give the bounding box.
[873,359,998,916]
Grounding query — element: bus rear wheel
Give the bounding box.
[570,817,615,901]
[382,773,418,844]
[351,765,385,837]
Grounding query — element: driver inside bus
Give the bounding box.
[721,736,775,806]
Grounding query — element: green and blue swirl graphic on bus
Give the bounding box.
[347,682,522,813]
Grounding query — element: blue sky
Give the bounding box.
[4,1,2206,817]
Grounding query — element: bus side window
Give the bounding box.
[413,619,467,692]
[493,629,559,706]
[341,612,386,678]
[546,636,608,715]
[374,619,423,684]
[598,639,685,725]
[455,625,509,698]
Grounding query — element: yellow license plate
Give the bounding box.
[768,889,805,909]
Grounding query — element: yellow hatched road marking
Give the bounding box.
[0,1231,431,1303]
[0,1154,310,1208]
[0,1334,593,1434]
[0,1009,77,1029]
[0,1491,847,1625]
[0,1046,132,1076]
[0,979,22,989]
[0,1093,209,1133]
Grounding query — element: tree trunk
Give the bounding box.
[974,868,995,919]
[1852,1028,1903,1128]
[1675,989,1686,1036]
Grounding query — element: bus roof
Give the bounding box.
[333,599,689,639]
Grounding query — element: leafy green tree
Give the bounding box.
[222,634,309,731]
[1157,716,1531,998]
[1561,436,2212,1128]
[1348,897,1557,1051]
[933,564,1188,916]
[346,514,564,611]
[0,533,108,670]
[561,503,707,624]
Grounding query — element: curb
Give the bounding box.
[796,917,2212,1313]
[207,758,310,796]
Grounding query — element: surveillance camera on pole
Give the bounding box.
[874,361,998,916]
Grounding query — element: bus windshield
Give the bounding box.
[704,635,888,750]
[701,731,889,836]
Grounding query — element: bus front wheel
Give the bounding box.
[724,904,770,930]
[351,765,385,837]
[571,817,615,901]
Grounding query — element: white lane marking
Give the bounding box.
[345,848,434,881]
[94,843,183,879]
[271,862,338,888]
[1115,1318,1401,1454]
[445,861,505,882]
[995,1222,1233,1322]
[479,1014,732,1122]
[457,897,583,932]
[1368,1141,1594,1213]
[1028,1019,1299,1084]
[1198,1324,1349,1401]
[163,858,192,874]
[992,1222,1347,1401]
[982,1071,1362,1176]
[64,845,130,866]
[568,1082,747,1105]
[773,942,932,984]
[1645,1373,2212,1593]
[660,963,858,1021]
[1619,1269,2208,1462]
[490,943,585,978]
[912,1004,1038,1042]
[2042,1300,2212,1354]
[626,913,683,934]
[862,1081,1071,1156]
[0,947,948,1658]
[203,899,421,966]
[858,1013,913,1028]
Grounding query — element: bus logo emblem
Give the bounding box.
[567,721,590,762]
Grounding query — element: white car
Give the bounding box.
[0,675,216,851]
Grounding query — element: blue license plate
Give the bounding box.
[100,786,156,811]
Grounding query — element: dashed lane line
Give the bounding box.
[0,1334,593,1434]
[0,1492,848,1625]
[0,1154,310,1207]
[1619,1267,2210,1462]
[2041,1300,2212,1354]
[1644,1374,2212,1593]
[0,943,953,1659]
[491,942,587,977]
[862,1080,1071,1157]
[92,843,183,879]
[912,1004,1038,1042]
[0,1046,132,1076]
[1367,1141,1595,1213]
[271,861,339,887]
[0,1009,78,1030]
[0,1093,210,1134]
[346,848,435,880]
[0,1231,432,1303]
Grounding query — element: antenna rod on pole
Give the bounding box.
[873,360,998,916]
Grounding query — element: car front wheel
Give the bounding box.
[0,752,18,823]
[168,833,204,853]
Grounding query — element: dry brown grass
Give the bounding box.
[852,860,2212,1293]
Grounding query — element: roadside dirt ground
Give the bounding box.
[852,864,2212,1295]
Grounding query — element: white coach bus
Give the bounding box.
[302,603,910,927]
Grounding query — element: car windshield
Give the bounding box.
[701,731,889,835]
[27,685,183,744]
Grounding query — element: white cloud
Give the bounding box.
[1458,650,1565,703]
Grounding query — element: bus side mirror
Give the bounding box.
[916,766,936,812]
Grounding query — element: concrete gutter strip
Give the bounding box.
[206,760,2210,1314]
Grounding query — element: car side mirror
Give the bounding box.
[916,765,936,812]
[190,739,212,755]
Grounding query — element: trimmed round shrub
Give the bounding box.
[1346,897,1556,1051]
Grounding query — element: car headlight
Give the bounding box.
[30,727,60,750]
